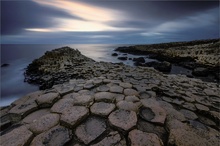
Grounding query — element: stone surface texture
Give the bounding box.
[1,47,219,146]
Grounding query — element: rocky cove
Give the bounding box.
[1,45,220,146]
[114,39,220,83]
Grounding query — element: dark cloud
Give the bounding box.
[1,0,219,44]
[1,1,84,35]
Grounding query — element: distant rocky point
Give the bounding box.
[115,39,220,80]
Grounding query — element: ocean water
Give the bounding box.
[1,44,191,106]
[1,44,158,106]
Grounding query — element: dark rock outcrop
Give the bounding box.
[144,61,172,72]
[1,64,9,67]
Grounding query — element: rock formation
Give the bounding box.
[1,46,219,146]
[115,39,220,81]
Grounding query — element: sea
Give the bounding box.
[1,44,191,107]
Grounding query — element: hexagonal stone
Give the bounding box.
[11,91,42,106]
[119,82,132,88]
[30,125,72,146]
[22,108,50,124]
[84,82,95,89]
[36,92,60,107]
[195,104,209,111]
[91,131,126,146]
[1,126,33,146]
[72,95,94,106]
[117,101,140,112]
[124,89,139,96]
[115,94,125,102]
[180,109,198,120]
[29,113,60,134]
[60,106,89,128]
[108,109,137,131]
[97,85,110,92]
[51,98,74,114]
[75,117,107,145]
[141,99,167,125]
[168,128,208,146]
[137,119,168,144]
[182,102,197,111]
[94,92,115,102]
[128,129,163,146]
[125,95,139,102]
[90,102,115,116]
[53,84,74,96]
[63,92,80,99]
[109,85,123,93]
[9,100,38,122]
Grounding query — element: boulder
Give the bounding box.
[118,56,128,60]
[111,53,118,56]
[192,67,209,77]
[145,61,172,72]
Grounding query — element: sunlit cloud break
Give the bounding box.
[27,0,135,32]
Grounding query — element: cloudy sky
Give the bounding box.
[1,0,219,44]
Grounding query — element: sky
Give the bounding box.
[1,0,219,44]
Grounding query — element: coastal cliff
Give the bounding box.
[1,46,220,146]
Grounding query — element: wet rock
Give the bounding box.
[192,67,209,77]
[91,131,126,146]
[22,108,50,124]
[118,56,127,60]
[75,117,107,145]
[30,125,72,146]
[124,89,139,96]
[60,106,89,128]
[108,109,137,131]
[133,57,145,64]
[90,102,115,116]
[112,53,118,56]
[0,126,33,146]
[36,92,60,107]
[145,61,171,72]
[94,92,115,102]
[128,129,163,146]
[29,113,60,134]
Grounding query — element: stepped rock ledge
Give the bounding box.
[1,46,220,146]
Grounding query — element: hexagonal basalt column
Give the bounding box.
[108,109,137,131]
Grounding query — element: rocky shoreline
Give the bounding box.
[1,46,220,146]
[114,39,220,82]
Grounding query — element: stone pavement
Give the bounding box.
[1,70,219,145]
